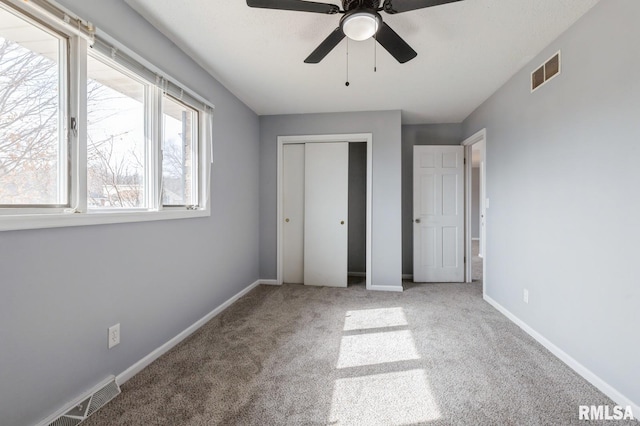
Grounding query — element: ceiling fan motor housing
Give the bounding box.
[342,0,381,12]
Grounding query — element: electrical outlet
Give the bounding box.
[523,289,529,304]
[108,324,120,349]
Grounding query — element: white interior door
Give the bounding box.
[283,144,305,283]
[304,142,348,287]
[413,146,465,282]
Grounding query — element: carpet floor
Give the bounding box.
[84,281,629,425]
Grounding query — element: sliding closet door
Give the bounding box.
[304,142,348,287]
[282,144,305,284]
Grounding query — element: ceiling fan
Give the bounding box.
[246,0,463,64]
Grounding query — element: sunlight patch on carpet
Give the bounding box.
[337,330,419,368]
[329,369,441,424]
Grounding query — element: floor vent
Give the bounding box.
[49,417,81,426]
[46,378,120,426]
[531,51,561,92]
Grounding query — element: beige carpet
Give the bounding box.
[84,281,629,425]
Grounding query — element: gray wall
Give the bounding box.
[260,111,402,288]
[0,1,260,425]
[463,0,639,407]
[401,124,463,275]
[348,143,367,273]
[471,167,480,239]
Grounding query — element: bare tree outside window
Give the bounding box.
[86,53,146,209]
[162,95,197,206]
[1,6,203,217]
[0,9,63,205]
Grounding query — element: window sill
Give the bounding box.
[0,208,210,232]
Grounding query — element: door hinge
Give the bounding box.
[464,158,466,165]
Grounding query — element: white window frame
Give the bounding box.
[160,93,200,209]
[85,48,156,212]
[0,1,70,210]
[0,1,212,232]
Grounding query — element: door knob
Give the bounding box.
[285,218,290,223]
[340,221,345,225]
[415,218,421,223]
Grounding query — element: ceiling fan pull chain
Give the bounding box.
[345,38,350,87]
[374,35,377,72]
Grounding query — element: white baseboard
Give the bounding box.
[259,279,280,285]
[484,295,640,416]
[117,279,261,384]
[348,271,366,277]
[402,274,413,280]
[368,284,404,292]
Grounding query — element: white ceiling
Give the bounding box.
[125,0,599,124]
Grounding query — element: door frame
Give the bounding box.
[277,133,373,289]
[462,128,487,295]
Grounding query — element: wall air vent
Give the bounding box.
[531,51,561,92]
[41,377,120,426]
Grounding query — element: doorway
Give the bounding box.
[470,143,484,282]
[277,134,373,289]
[347,142,367,287]
[463,129,487,294]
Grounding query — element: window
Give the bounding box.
[0,4,67,206]
[87,53,148,209]
[162,95,198,207]
[0,0,212,231]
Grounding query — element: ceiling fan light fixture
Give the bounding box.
[341,12,380,41]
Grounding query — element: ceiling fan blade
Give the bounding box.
[304,28,345,63]
[383,0,462,14]
[375,22,417,63]
[247,0,339,14]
